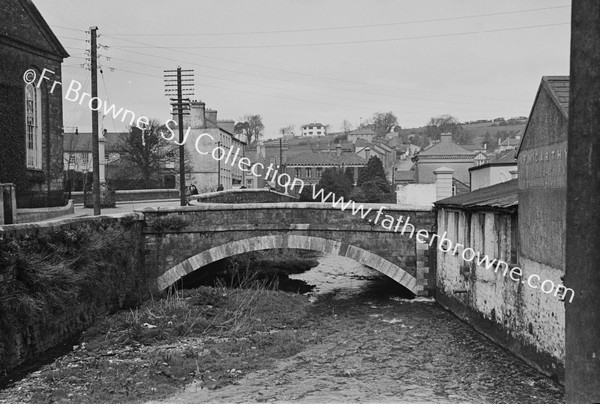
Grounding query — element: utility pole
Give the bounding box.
[90,26,100,215]
[164,67,194,206]
[217,140,222,190]
[565,1,600,402]
[279,138,283,169]
[279,138,284,193]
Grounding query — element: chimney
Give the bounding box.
[434,166,454,200]
[185,100,206,129]
[336,143,341,156]
[218,119,235,134]
[205,109,218,128]
[440,132,452,143]
[365,147,371,160]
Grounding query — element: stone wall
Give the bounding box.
[17,199,75,223]
[518,85,568,271]
[70,189,181,204]
[190,189,299,204]
[0,213,147,374]
[141,204,436,296]
[436,207,565,383]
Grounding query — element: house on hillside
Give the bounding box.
[355,140,397,182]
[347,127,377,144]
[355,142,384,161]
[0,0,69,208]
[497,133,522,153]
[411,132,483,185]
[301,122,327,136]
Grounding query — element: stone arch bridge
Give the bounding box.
[142,203,436,296]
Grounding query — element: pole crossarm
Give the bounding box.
[164,68,195,206]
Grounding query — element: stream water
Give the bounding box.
[148,253,565,404]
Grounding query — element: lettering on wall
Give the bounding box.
[519,142,568,189]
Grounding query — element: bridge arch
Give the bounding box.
[156,235,418,293]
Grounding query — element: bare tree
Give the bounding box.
[279,124,295,136]
[341,119,354,133]
[235,114,264,145]
[425,114,466,143]
[119,119,181,188]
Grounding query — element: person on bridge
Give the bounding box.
[186,184,199,206]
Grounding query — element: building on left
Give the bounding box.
[0,0,69,208]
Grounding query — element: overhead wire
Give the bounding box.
[58,42,535,118]
[108,22,569,49]
[94,33,531,103]
[101,5,569,36]
[99,69,119,134]
[51,5,568,123]
[99,36,530,107]
[101,53,516,115]
[58,28,534,103]
[52,5,568,101]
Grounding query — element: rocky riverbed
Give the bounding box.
[146,295,564,403]
[0,253,564,403]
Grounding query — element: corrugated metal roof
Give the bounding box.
[434,179,518,211]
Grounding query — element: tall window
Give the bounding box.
[316,167,322,177]
[306,168,312,178]
[25,82,42,169]
[295,168,301,177]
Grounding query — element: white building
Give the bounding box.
[301,122,327,136]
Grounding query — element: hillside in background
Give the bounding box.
[398,118,526,149]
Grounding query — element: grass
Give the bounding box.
[0,222,141,329]
[0,281,315,403]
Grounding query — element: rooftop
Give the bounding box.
[499,137,522,147]
[286,152,366,166]
[347,127,376,136]
[416,132,475,158]
[395,170,415,182]
[517,76,569,158]
[63,132,128,152]
[542,76,569,118]
[494,149,517,162]
[462,144,484,152]
[435,178,518,212]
